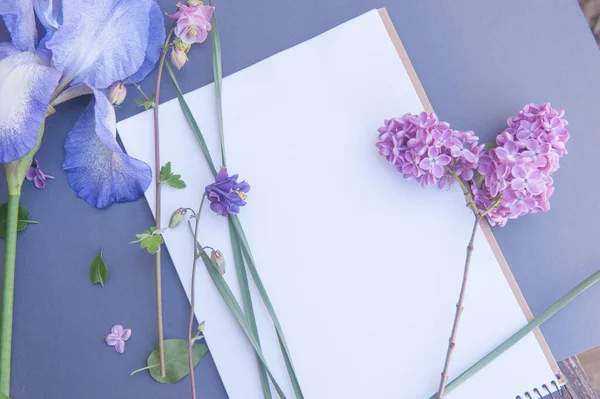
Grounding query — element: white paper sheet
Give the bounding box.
[117,10,559,398]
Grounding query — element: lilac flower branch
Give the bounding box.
[376,105,570,398]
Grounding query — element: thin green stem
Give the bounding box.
[152,23,176,378]
[130,364,159,376]
[188,194,206,399]
[430,267,600,398]
[0,193,21,397]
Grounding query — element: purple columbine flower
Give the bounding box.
[105,324,131,354]
[26,159,54,189]
[205,167,250,216]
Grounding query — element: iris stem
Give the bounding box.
[152,22,176,379]
[0,122,45,397]
[0,193,20,398]
[189,194,206,399]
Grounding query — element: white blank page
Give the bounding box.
[117,9,558,398]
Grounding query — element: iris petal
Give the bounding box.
[62,86,152,208]
[32,0,63,31]
[46,0,152,89]
[0,52,60,163]
[0,42,18,60]
[0,0,37,52]
[127,0,165,83]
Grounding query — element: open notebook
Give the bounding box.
[117,9,565,398]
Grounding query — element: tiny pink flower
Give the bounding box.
[168,2,215,44]
[26,159,54,189]
[510,164,544,195]
[105,324,131,354]
[419,147,451,179]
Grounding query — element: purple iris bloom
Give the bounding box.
[26,158,54,189]
[0,0,165,208]
[205,167,250,216]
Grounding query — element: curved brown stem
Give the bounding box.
[153,23,176,378]
[435,215,482,398]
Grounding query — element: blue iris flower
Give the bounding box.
[0,0,165,208]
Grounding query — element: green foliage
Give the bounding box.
[145,339,207,384]
[130,226,165,255]
[89,249,108,287]
[0,202,37,239]
[134,93,156,110]
[159,162,186,189]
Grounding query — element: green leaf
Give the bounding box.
[208,1,226,167]
[197,248,289,399]
[229,218,271,399]
[89,249,108,288]
[160,162,172,182]
[0,394,11,399]
[230,216,304,399]
[140,234,163,255]
[0,202,37,239]
[166,174,186,189]
[165,62,218,177]
[160,162,186,189]
[135,93,156,110]
[147,339,207,384]
[130,227,164,255]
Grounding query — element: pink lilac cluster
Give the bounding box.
[472,103,569,226]
[376,112,484,189]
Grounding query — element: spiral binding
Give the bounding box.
[514,379,571,399]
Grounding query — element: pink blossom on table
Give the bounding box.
[474,103,569,226]
[26,159,54,190]
[104,324,131,354]
[376,112,482,188]
[168,2,215,44]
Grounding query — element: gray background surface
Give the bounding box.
[1,0,599,397]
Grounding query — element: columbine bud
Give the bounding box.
[210,250,226,275]
[197,321,205,333]
[170,46,188,70]
[108,81,127,105]
[169,208,187,228]
[174,38,191,52]
[187,0,204,6]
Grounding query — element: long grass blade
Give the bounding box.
[229,218,272,399]
[166,62,217,176]
[428,267,600,398]
[197,244,288,398]
[208,0,226,167]
[230,215,304,399]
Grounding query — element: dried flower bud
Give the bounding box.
[108,81,127,105]
[210,250,226,275]
[174,38,191,52]
[170,46,188,70]
[187,0,204,6]
[169,207,187,228]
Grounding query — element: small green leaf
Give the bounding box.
[0,393,11,399]
[166,174,186,189]
[0,202,36,239]
[147,339,208,384]
[160,162,186,188]
[131,227,164,254]
[135,93,156,110]
[89,249,108,287]
[160,162,172,182]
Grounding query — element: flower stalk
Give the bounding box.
[435,214,482,399]
[152,23,176,379]
[188,195,206,399]
[0,122,46,397]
